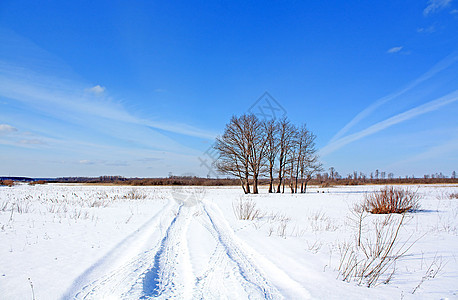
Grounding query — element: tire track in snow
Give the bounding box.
[127,204,194,299]
[66,193,310,299]
[197,201,311,299]
[70,203,195,299]
[63,198,174,299]
[196,202,283,299]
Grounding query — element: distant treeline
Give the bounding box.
[1,175,457,187]
[0,176,34,182]
[315,177,458,186]
[48,176,242,186]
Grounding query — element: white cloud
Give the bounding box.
[320,90,458,156]
[18,139,46,145]
[417,25,436,33]
[329,53,458,144]
[389,136,458,167]
[0,62,217,142]
[87,85,106,94]
[0,124,17,135]
[423,0,452,16]
[387,46,403,54]
[79,160,94,165]
[451,9,458,13]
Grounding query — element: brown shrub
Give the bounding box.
[363,186,421,214]
[0,180,14,187]
[449,193,458,199]
[320,182,334,188]
[29,180,47,185]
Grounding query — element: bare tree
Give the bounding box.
[215,114,322,194]
[243,114,268,194]
[297,127,322,193]
[286,126,299,193]
[329,167,335,180]
[214,115,251,193]
[264,119,279,193]
[276,117,296,193]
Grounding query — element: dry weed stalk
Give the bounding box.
[338,214,418,287]
[277,219,290,238]
[309,210,338,232]
[412,254,446,294]
[123,189,147,200]
[233,197,263,220]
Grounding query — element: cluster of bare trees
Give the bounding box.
[214,114,322,194]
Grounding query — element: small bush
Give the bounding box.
[449,193,458,199]
[29,180,47,185]
[123,189,147,200]
[0,180,14,187]
[363,186,421,214]
[233,198,263,220]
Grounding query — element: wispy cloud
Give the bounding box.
[0,42,217,176]
[320,90,458,156]
[387,46,403,54]
[79,160,93,165]
[417,25,436,33]
[423,0,452,16]
[0,62,217,142]
[329,53,458,143]
[86,85,105,94]
[388,134,458,169]
[18,139,46,145]
[0,124,17,135]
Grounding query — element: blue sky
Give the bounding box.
[0,0,457,178]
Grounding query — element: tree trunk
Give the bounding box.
[253,173,258,194]
[268,166,274,193]
[245,171,250,194]
[303,181,308,193]
[240,177,247,194]
[290,164,295,194]
[276,165,283,193]
[290,175,294,193]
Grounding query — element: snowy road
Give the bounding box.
[64,196,310,299]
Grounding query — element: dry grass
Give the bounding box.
[337,214,417,287]
[363,186,421,214]
[123,189,147,200]
[412,254,446,294]
[233,198,263,220]
[308,211,338,231]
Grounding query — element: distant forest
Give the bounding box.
[1,173,457,187]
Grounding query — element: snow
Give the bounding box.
[0,183,457,299]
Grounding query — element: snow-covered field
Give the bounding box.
[0,183,457,299]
